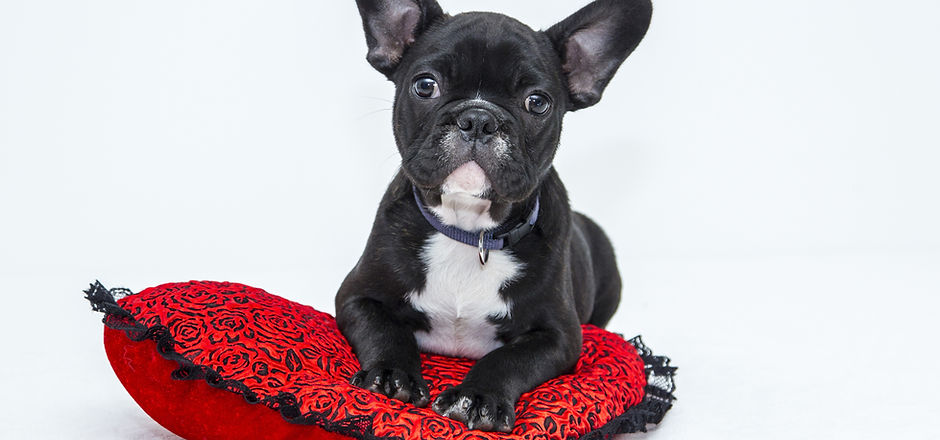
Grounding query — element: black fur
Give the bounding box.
[339,0,651,432]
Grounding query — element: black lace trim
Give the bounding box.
[579,336,677,439]
[84,281,676,439]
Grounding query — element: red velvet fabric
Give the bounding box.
[105,328,349,440]
[103,281,648,439]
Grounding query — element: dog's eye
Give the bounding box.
[413,77,440,99]
[525,94,551,114]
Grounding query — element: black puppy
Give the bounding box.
[336,0,651,432]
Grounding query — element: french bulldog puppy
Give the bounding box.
[336,0,652,432]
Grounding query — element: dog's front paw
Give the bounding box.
[432,385,514,432]
[350,367,430,407]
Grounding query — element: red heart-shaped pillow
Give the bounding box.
[85,281,674,439]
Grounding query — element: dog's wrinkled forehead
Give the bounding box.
[399,13,562,97]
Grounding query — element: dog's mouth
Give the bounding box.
[440,160,492,198]
[403,121,533,204]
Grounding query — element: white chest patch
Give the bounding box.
[407,233,522,359]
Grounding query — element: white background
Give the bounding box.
[2,0,938,438]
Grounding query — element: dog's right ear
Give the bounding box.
[355,0,445,77]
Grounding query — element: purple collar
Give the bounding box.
[413,186,540,265]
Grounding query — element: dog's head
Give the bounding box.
[356,0,652,206]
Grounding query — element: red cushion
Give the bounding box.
[86,281,674,439]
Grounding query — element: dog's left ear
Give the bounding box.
[545,0,653,111]
[355,0,445,77]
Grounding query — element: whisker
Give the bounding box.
[356,108,392,120]
[359,96,394,104]
[381,151,400,166]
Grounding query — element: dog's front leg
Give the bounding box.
[337,297,430,407]
[432,327,581,432]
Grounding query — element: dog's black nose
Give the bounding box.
[456,108,498,141]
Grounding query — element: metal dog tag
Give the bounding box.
[478,231,489,266]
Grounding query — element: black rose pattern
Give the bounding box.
[208,309,251,343]
[166,317,205,345]
[251,309,306,344]
[119,281,647,440]
[205,343,253,374]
